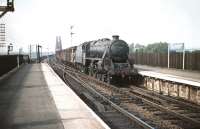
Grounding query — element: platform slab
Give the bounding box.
[0,63,109,129]
[135,64,200,82]
[0,64,64,129]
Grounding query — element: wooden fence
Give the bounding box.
[0,55,29,76]
[130,51,200,71]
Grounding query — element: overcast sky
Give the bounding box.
[1,0,200,52]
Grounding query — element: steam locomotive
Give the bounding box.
[56,35,137,84]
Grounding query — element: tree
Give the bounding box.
[129,42,168,53]
[145,42,168,53]
[134,43,145,53]
[129,43,135,53]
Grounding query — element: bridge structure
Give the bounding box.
[0,0,14,18]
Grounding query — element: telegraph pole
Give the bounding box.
[70,25,75,46]
[36,44,37,63]
[29,45,31,61]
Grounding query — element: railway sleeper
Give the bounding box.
[130,90,166,105]
[118,105,129,110]
[160,115,179,120]
[175,109,192,114]
[80,92,105,112]
[153,111,166,116]
[101,111,125,118]
[135,103,147,107]
[141,105,154,110]
[185,113,200,118]
[145,107,159,112]
[103,114,131,123]
[134,86,200,111]
[105,118,136,129]
[168,106,181,110]
[119,98,133,103]
[127,111,142,119]
[113,123,136,129]
[132,98,143,103]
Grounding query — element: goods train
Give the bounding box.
[56,35,137,84]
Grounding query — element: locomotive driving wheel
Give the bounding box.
[95,73,100,81]
[107,74,111,84]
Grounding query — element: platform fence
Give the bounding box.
[0,55,29,76]
[131,51,200,71]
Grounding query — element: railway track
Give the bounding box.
[130,86,200,121]
[50,61,154,129]
[79,72,200,128]
[50,61,200,129]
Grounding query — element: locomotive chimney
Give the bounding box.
[112,35,119,40]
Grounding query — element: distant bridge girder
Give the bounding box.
[0,0,14,18]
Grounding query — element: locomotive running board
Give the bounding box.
[85,57,103,61]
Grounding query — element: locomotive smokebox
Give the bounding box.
[112,35,119,40]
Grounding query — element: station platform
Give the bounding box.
[135,65,200,104]
[0,63,110,129]
[135,65,200,83]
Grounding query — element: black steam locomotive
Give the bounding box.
[56,35,137,84]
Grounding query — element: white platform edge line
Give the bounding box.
[41,63,111,129]
[139,71,200,87]
[139,70,200,82]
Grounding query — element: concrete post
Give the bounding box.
[168,43,170,68]
[182,43,185,70]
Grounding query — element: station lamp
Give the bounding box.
[6,0,14,11]
[7,43,13,55]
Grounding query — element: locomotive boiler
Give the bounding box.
[75,35,136,83]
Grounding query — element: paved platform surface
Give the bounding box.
[0,63,109,129]
[135,65,200,82]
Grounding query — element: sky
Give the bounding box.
[1,0,200,53]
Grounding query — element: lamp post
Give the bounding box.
[7,43,13,55]
[36,45,42,63]
[47,47,49,63]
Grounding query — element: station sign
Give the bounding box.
[169,43,184,52]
